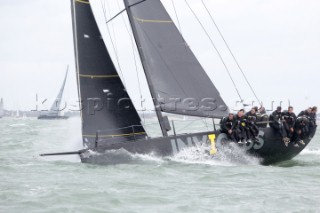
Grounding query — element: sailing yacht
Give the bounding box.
[41,0,313,165]
[0,98,4,118]
[38,67,69,120]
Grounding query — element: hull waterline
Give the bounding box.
[79,127,311,165]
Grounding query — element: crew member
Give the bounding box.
[234,109,248,143]
[269,106,289,146]
[309,106,318,138]
[256,105,268,128]
[282,106,296,141]
[258,105,266,114]
[298,107,312,117]
[244,107,259,142]
[297,107,312,137]
[293,116,309,147]
[220,113,237,141]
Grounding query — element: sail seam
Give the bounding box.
[75,0,89,4]
[134,16,173,23]
[79,74,119,78]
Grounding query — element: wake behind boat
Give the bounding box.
[41,0,315,165]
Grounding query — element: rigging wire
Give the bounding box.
[100,0,126,86]
[171,0,183,34]
[175,117,211,133]
[115,0,146,124]
[183,0,243,102]
[105,0,118,60]
[201,0,261,104]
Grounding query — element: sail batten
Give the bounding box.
[124,0,228,118]
[133,16,173,23]
[71,0,146,147]
[79,74,119,78]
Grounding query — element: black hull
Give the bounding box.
[80,127,311,165]
[38,115,69,120]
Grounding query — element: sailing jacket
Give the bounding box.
[234,114,247,129]
[269,110,282,124]
[309,112,317,126]
[220,117,237,131]
[298,110,311,119]
[244,111,258,125]
[282,111,297,128]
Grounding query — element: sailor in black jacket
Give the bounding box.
[234,109,248,143]
[220,113,237,141]
[269,106,289,146]
[282,106,296,141]
[292,116,309,147]
[309,106,318,138]
[297,107,312,137]
[298,107,312,118]
[244,108,259,142]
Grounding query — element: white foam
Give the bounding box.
[9,123,26,127]
[168,143,261,166]
[131,152,165,164]
[301,149,320,155]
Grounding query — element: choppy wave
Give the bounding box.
[1,118,320,212]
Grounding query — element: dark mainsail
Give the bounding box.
[124,0,228,118]
[71,0,146,147]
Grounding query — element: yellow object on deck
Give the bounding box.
[208,134,217,155]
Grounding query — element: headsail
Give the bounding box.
[124,0,228,118]
[48,67,69,116]
[71,0,146,147]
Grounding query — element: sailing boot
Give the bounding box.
[254,136,259,143]
[293,143,300,148]
[283,137,289,147]
[298,140,305,146]
[238,139,247,145]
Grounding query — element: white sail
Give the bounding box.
[46,67,69,117]
[0,98,4,118]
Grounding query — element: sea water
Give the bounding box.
[0,117,319,212]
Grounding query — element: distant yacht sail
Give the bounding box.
[38,67,69,120]
[0,98,4,118]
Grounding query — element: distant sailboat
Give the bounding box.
[41,0,313,165]
[22,112,27,119]
[0,98,4,118]
[38,67,69,120]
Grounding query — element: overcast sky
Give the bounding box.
[0,0,319,113]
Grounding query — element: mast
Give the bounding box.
[123,1,169,137]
